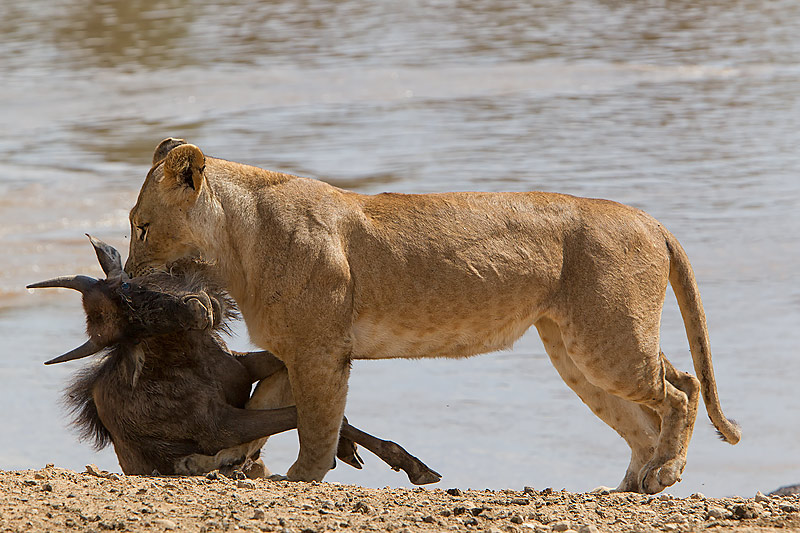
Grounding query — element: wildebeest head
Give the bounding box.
[28,234,233,366]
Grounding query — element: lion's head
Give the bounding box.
[125,138,210,276]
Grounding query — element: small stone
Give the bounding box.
[152,518,177,530]
[252,509,265,520]
[578,525,599,533]
[512,497,531,505]
[353,501,372,514]
[422,516,436,523]
[446,488,463,497]
[511,514,524,524]
[302,503,314,510]
[524,486,536,494]
[659,493,673,501]
[206,470,219,480]
[237,479,256,489]
[463,516,479,526]
[707,507,731,520]
[34,472,46,480]
[781,504,800,513]
[755,491,770,503]
[551,520,571,531]
[732,504,758,520]
[690,492,705,500]
[665,513,687,524]
[44,483,54,492]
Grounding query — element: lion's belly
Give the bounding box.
[350,312,538,360]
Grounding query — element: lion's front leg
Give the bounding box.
[284,352,351,482]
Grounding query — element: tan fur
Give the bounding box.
[125,139,740,493]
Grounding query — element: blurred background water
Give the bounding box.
[1,0,798,497]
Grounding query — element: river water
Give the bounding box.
[1,0,798,497]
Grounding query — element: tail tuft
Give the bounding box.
[712,418,741,444]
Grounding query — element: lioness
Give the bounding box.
[125,138,740,493]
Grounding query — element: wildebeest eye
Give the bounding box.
[136,223,149,242]
[121,282,130,292]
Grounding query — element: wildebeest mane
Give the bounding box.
[64,354,114,450]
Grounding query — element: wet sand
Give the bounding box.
[1,465,798,532]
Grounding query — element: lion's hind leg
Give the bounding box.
[534,318,660,493]
[557,318,696,494]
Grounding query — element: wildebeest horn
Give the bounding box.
[86,234,128,279]
[27,275,98,293]
[44,339,103,365]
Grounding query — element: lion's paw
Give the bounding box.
[640,461,683,494]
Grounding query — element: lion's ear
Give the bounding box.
[152,137,187,165]
[163,144,205,191]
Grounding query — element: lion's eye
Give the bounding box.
[136,223,150,242]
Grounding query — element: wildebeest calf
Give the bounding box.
[29,235,440,484]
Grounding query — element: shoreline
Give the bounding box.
[1,465,798,532]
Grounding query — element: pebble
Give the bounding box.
[446,488,463,496]
[236,480,256,489]
[755,491,770,503]
[252,509,265,520]
[690,492,705,500]
[732,503,761,519]
[551,520,571,531]
[707,507,731,520]
[152,518,177,530]
[665,513,687,524]
[658,493,674,501]
[353,501,372,514]
[510,514,524,524]
[578,525,598,533]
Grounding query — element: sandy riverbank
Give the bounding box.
[1,465,798,532]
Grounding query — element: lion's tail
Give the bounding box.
[664,228,741,444]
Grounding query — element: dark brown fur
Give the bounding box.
[64,261,275,474]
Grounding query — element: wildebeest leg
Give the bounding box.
[340,424,441,485]
[177,405,440,484]
[247,364,364,469]
[233,350,286,382]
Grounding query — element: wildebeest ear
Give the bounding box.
[86,234,127,279]
[152,137,187,165]
[163,144,205,191]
